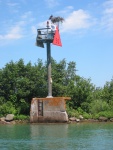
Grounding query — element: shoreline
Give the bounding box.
[0,118,113,125]
[1,114,113,125]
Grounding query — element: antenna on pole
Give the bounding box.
[35,16,64,97]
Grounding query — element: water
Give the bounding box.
[0,122,113,150]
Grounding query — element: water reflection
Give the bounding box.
[0,123,113,150]
[30,124,69,150]
[29,123,113,150]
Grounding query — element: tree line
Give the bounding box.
[0,58,113,119]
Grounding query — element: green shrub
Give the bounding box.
[109,100,113,109]
[92,114,100,119]
[66,106,79,117]
[81,102,90,113]
[98,111,113,119]
[14,115,29,120]
[0,101,17,115]
[89,99,109,114]
[77,107,84,114]
[13,99,30,115]
[92,111,113,119]
[82,112,92,119]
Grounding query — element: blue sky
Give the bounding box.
[0,0,113,87]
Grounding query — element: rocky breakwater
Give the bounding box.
[69,115,113,123]
[0,114,29,124]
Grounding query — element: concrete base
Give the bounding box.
[30,97,71,123]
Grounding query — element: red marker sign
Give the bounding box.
[52,26,62,47]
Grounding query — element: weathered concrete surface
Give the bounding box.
[30,97,71,123]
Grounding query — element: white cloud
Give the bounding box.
[31,26,37,35]
[44,0,59,8]
[6,2,20,13]
[104,8,113,14]
[61,9,93,33]
[7,2,19,7]
[0,11,36,43]
[21,11,32,19]
[101,0,113,33]
[103,0,113,7]
[66,6,74,10]
[56,6,74,16]
[0,20,24,42]
[0,25,23,40]
[38,21,47,28]
[36,9,95,36]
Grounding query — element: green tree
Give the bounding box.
[52,58,67,96]
[67,76,95,112]
[1,57,113,118]
[102,79,113,103]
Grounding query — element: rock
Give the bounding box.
[10,121,16,124]
[88,119,98,122]
[99,116,108,122]
[69,117,80,122]
[69,117,76,121]
[0,120,11,124]
[5,114,14,121]
[75,118,80,122]
[79,115,84,120]
[1,117,5,122]
[110,118,113,122]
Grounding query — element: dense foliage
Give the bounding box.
[0,58,113,119]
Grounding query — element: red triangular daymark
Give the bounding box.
[52,26,62,47]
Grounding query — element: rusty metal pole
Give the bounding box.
[46,41,52,97]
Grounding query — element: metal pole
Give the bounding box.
[47,42,52,97]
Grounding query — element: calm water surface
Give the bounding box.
[0,122,113,150]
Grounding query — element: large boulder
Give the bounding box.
[75,118,80,122]
[69,117,76,121]
[99,116,108,122]
[5,114,14,121]
[69,117,80,122]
